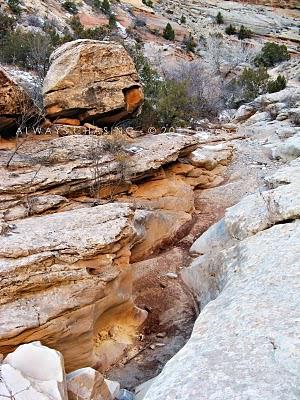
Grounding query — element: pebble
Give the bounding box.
[165,272,178,279]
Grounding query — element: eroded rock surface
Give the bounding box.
[144,160,300,400]
[67,367,112,400]
[0,68,36,137]
[0,131,205,374]
[0,133,197,218]
[0,204,146,371]
[43,40,144,126]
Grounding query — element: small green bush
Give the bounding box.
[69,15,107,39]
[180,15,186,24]
[7,0,21,16]
[237,66,269,102]
[0,12,16,39]
[101,0,111,14]
[267,74,287,93]
[163,23,175,41]
[0,29,53,77]
[62,1,78,14]
[254,42,290,67]
[109,14,117,28]
[156,79,196,127]
[0,29,32,68]
[216,11,224,24]
[238,25,252,40]
[183,33,197,53]
[225,24,236,35]
[43,21,69,47]
[93,0,101,8]
[142,0,153,7]
[69,15,84,36]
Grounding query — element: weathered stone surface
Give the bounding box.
[67,367,112,400]
[0,342,67,400]
[191,162,300,254]
[131,208,192,262]
[43,40,144,126]
[265,157,300,187]
[4,194,68,221]
[0,204,146,371]
[274,134,300,161]
[0,131,200,374]
[144,161,300,400]
[0,68,35,136]
[0,133,197,219]
[161,0,300,44]
[187,143,234,170]
[232,104,256,123]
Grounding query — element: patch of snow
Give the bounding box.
[116,21,128,38]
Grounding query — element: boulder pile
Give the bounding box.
[0,342,122,400]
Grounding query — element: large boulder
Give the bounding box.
[0,68,35,137]
[67,367,112,400]
[187,143,234,171]
[0,342,67,400]
[43,40,144,126]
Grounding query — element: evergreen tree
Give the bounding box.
[62,1,78,14]
[7,0,21,16]
[184,34,197,53]
[267,75,287,93]
[142,0,153,7]
[101,0,111,14]
[225,24,236,35]
[109,14,117,29]
[163,23,175,41]
[93,0,101,8]
[238,25,252,40]
[254,42,290,67]
[216,12,224,24]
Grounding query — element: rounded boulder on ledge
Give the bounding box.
[43,39,144,126]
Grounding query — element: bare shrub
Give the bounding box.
[102,130,131,153]
[0,30,53,80]
[89,131,131,202]
[6,84,45,167]
[26,15,44,28]
[289,110,300,126]
[204,36,259,73]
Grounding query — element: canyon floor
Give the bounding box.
[106,119,286,390]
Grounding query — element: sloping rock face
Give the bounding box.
[144,160,300,400]
[43,40,144,126]
[237,0,299,8]
[0,132,203,373]
[0,341,67,400]
[160,0,300,49]
[0,128,236,378]
[0,204,147,372]
[0,68,35,137]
